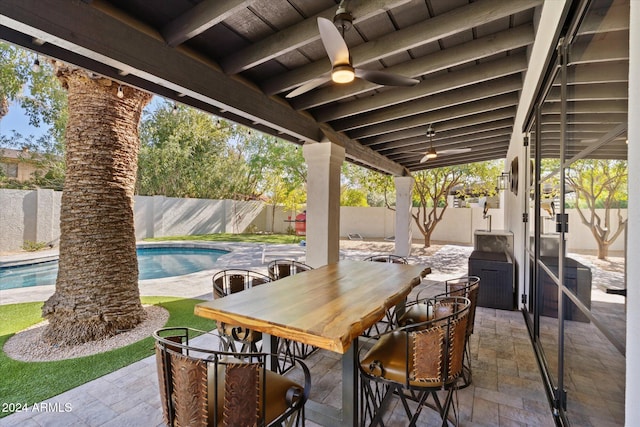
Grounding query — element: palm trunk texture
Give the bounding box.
[42,67,152,345]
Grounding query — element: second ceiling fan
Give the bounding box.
[419,125,472,163]
[286,6,420,98]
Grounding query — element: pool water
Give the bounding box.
[0,246,228,290]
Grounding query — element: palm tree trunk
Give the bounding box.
[42,67,152,345]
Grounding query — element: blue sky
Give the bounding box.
[0,97,168,143]
[0,101,49,140]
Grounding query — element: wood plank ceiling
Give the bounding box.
[0,0,628,175]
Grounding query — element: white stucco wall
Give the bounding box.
[0,189,627,254]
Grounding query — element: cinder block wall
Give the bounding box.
[0,189,625,254]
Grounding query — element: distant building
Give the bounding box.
[0,147,43,182]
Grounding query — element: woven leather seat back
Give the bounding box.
[434,301,455,320]
[448,282,466,297]
[164,349,209,427]
[447,312,469,381]
[411,326,445,383]
[277,264,291,278]
[409,300,469,385]
[444,277,480,336]
[223,363,260,426]
[229,275,246,294]
[467,283,479,335]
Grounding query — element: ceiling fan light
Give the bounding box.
[332,64,355,84]
[425,147,437,160]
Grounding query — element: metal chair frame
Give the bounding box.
[154,327,310,427]
[435,276,480,388]
[267,259,313,280]
[403,276,480,389]
[358,296,470,427]
[361,254,409,336]
[212,269,271,353]
[362,254,408,264]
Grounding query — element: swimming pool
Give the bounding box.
[0,245,229,290]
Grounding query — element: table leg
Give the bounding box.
[305,338,359,427]
[343,338,359,426]
[262,333,279,372]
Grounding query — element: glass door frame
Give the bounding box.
[522,1,628,425]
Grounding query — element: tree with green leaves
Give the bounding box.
[412,161,501,247]
[137,102,235,198]
[341,162,394,207]
[1,43,68,189]
[566,159,627,259]
[234,129,306,202]
[138,105,308,204]
[412,167,466,247]
[0,42,30,119]
[251,139,307,230]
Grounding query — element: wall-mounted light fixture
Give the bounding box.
[497,172,510,191]
[116,85,124,98]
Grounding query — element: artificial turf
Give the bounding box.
[0,296,216,418]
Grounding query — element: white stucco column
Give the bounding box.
[394,176,414,257]
[302,142,345,267]
[626,0,639,422]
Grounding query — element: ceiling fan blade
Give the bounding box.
[355,69,419,87]
[286,75,330,98]
[420,154,431,163]
[317,17,350,66]
[437,148,472,155]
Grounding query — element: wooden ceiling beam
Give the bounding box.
[545,83,628,102]
[318,124,409,177]
[409,146,510,169]
[569,33,629,65]
[335,75,522,132]
[349,93,519,140]
[162,0,254,47]
[378,127,514,154]
[392,136,509,162]
[541,101,628,115]
[370,120,514,151]
[220,0,413,74]
[564,62,628,85]
[262,0,542,95]
[577,1,629,36]
[360,108,516,145]
[0,0,410,176]
[314,53,527,123]
[290,23,535,110]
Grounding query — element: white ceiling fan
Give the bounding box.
[418,125,472,163]
[286,4,419,98]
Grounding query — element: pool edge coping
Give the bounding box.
[0,241,239,269]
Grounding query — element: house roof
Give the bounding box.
[0,0,628,175]
[0,147,36,160]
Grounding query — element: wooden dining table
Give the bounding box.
[194,260,430,427]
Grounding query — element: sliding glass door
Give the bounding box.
[523,0,627,425]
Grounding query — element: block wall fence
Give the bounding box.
[0,189,625,254]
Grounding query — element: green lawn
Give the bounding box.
[144,232,304,244]
[0,297,216,418]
